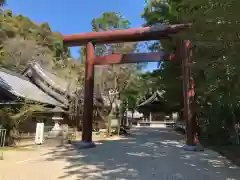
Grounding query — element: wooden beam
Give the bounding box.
[63,24,190,46]
[93,52,175,65]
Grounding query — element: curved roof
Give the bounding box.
[22,62,108,107]
[138,90,165,107]
[23,62,75,96]
[0,69,63,106]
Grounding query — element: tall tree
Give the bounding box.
[91,12,138,94]
[142,0,240,144]
[0,9,85,144]
[89,12,139,135]
[1,37,53,72]
[0,9,83,87]
[141,1,183,116]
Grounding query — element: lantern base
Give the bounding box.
[72,140,96,149]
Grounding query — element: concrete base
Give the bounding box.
[72,141,96,149]
[183,145,196,151]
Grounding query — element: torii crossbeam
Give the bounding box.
[63,24,196,148]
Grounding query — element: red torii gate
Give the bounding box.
[63,24,196,149]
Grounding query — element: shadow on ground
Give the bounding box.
[42,128,240,180]
[175,128,240,167]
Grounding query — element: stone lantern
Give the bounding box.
[108,90,120,129]
[50,106,65,136]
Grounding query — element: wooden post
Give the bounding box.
[181,40,194,146]
[82,42,95,142]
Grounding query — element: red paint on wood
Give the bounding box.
[63,24,190,46]
[82,42,95,142]
[93,52,173,65]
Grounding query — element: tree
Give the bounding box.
[89,12,139,135]
[0,9,86,144]
[0,9,84,87]
[0,9,67,56]
[120,71,147,114]
[142,0,240,145]
[0,37,53,72]
[0,101,49,146]
[141,1,183,117]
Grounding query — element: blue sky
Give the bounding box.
[5,0,158,71]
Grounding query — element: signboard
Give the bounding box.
[35,123,44,145]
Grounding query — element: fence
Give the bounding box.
[0,129,6,160]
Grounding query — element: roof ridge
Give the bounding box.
[0,68,30,81]
[138,90,165,107]
[0,70,64,107]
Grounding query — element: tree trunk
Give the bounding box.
[5,128,18,146]
[232,111,239,145]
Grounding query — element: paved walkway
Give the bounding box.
[0,128,239,180]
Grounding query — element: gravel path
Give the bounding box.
[0,127,239,180]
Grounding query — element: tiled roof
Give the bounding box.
[138,90,165,107]
[23,62,109,107]
[30,63,74,93]
[0,69,63,106]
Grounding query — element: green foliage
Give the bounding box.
[0,101,49,146]
[140,0,184,114]
[120,72,147,112]
[89,12,140,135]
[91,12,138,95]
[141,0,240,144]
[0,9,67,56]
[92,12,130,32]
[0,103,48,126]
[0,8,85,143]
[0,9,84,87]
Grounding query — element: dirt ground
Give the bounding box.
[0,127,239,180]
